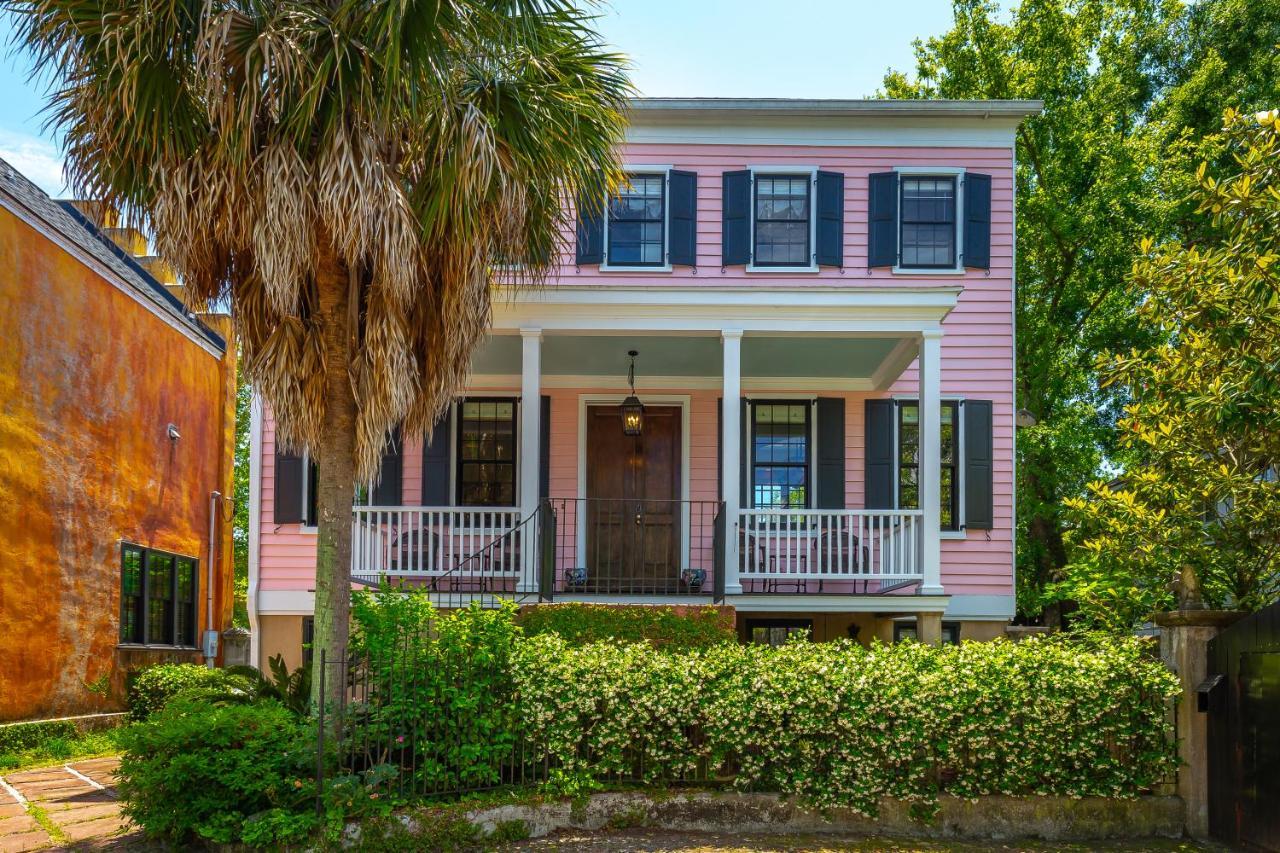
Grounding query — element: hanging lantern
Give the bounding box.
[621,350,644,436]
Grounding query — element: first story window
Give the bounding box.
[746,618,813,647]
[899,176,957,269]
[896,400,959,530]
[457,398,517,506]
[894,620,961,645]
[302,616,314,666]
[754,174,811,266]
[607,173,665,265]
[751,401,810,509]
[121,543,198,646]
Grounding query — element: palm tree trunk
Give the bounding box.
[310,243,357,712]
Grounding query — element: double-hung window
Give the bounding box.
[899,176,957,269]
[753,175,811,266]
[751,402,810,509]
[456,399,517,506]
[606,173,665,266]
[121,543,198,647]
[896,400,960,531]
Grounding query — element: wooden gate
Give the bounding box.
[1207,601,1280,851]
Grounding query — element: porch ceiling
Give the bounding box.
[469,334,911,385]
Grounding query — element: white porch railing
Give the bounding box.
[737,509,924,592]
[350,506,530,592]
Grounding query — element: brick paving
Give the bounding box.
[0,758,144,852]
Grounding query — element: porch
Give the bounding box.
[349,287,956,608]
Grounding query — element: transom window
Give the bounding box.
[900,176,957,268]
[897,400,959,530]
[754,175,811,266]
[121,543,198,647]
[457,399,517,506]
[751,402,810,509]
[607,173,665,266]
[894,620,961,645]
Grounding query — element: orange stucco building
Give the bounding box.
[0,158,237,722]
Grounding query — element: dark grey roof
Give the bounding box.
[0,156,225,352]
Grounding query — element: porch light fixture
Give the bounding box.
[621,350,645,436]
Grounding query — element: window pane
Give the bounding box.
[607,173,664,266]
[176,558,197,646]
[900,177,956,268]
[147,553,175,645]
[121,546,144,643]
[754,174,810,266]
[751,403,809,509]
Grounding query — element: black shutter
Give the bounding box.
[963,400,994,529]
[867,171,899,268]
[815,171,845,268]
[372,426,402,506]
[274,448,304,524]
[539,395,551,500]
[740,398,750,507]
[962,172,992,270]
[864,399,895,509]
[421,405,453,506]
[575,183,604,265]
[721,170,751,266]
[716,398,723,501]
[815,398,846,509]
[668,169,698,266]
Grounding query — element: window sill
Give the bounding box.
[745,264,819,274]
[892,266,966,276]
[117,643,202,652]
[599,264,673,273]
[940,530,968,540]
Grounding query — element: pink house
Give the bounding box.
[248,97,1041,666]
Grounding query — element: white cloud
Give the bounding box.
[0,129,66,196]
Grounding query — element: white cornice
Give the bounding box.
[468,374,880,391]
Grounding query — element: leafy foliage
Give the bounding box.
[515,603,736,649]
[1060,112,1280,627]
[0,720,78,754]
[127,663,252,721]
[116,698,317,845]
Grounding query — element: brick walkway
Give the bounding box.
[0,758,142,851]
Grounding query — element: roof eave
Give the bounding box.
[627,98,1044,120]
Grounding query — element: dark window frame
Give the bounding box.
[745,617,814,646]
[896,399,960,531]
[893,620,961,645]
[302,616,314,666]
[455,397,519,507]
[752,173,812,267]
[898,175,958,270]
[606,172,666,267]
[750,400,812,510]
[120,543,199,648]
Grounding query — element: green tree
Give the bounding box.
[1059,111,1280,629]
[6,0,631,706]
[232,365,250,628]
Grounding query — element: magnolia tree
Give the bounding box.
[1060,110,1280,629]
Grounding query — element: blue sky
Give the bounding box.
[0,0,960,195]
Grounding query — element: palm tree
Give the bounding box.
[7,0,630,704]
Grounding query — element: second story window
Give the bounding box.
[753,175,811,266]
[607,173,665,266]
[457,399,517,506]
[900,176,957,269]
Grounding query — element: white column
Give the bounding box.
[721,330,743,595]
[918,330,944,595]
[518,328,542,592]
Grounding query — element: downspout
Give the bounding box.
[207,491,221,668]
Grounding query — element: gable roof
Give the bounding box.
[0,156,225,353]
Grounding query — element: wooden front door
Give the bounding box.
[585,405,682,593]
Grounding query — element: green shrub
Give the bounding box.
[513,633,1180,816]
[116,698,317,845]
[515,603,734,649]
[127,663,252,720]
[0,720,78,754]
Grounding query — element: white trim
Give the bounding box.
[1010,138,1019,612]
[892,166,967,275]
[0,191,225,359]
[469,374,885,392]
[247,395,264,668]
[728,594,950,613]
[625,121,1022,149]
[744,166,819,273]
[944,593,1016,620]
[258,589,315,614]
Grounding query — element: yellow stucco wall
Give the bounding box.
[0,206,236,721]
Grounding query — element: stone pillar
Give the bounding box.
[1153,609,1242,839]
[917,611,943,646]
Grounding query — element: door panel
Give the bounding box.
[586,406,681,592]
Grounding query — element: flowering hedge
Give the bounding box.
[512,633,1179,815]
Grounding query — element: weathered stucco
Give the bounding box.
[0,205,236,721]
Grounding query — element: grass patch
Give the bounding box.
[0,725,131,771]
[25,803,69,846]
